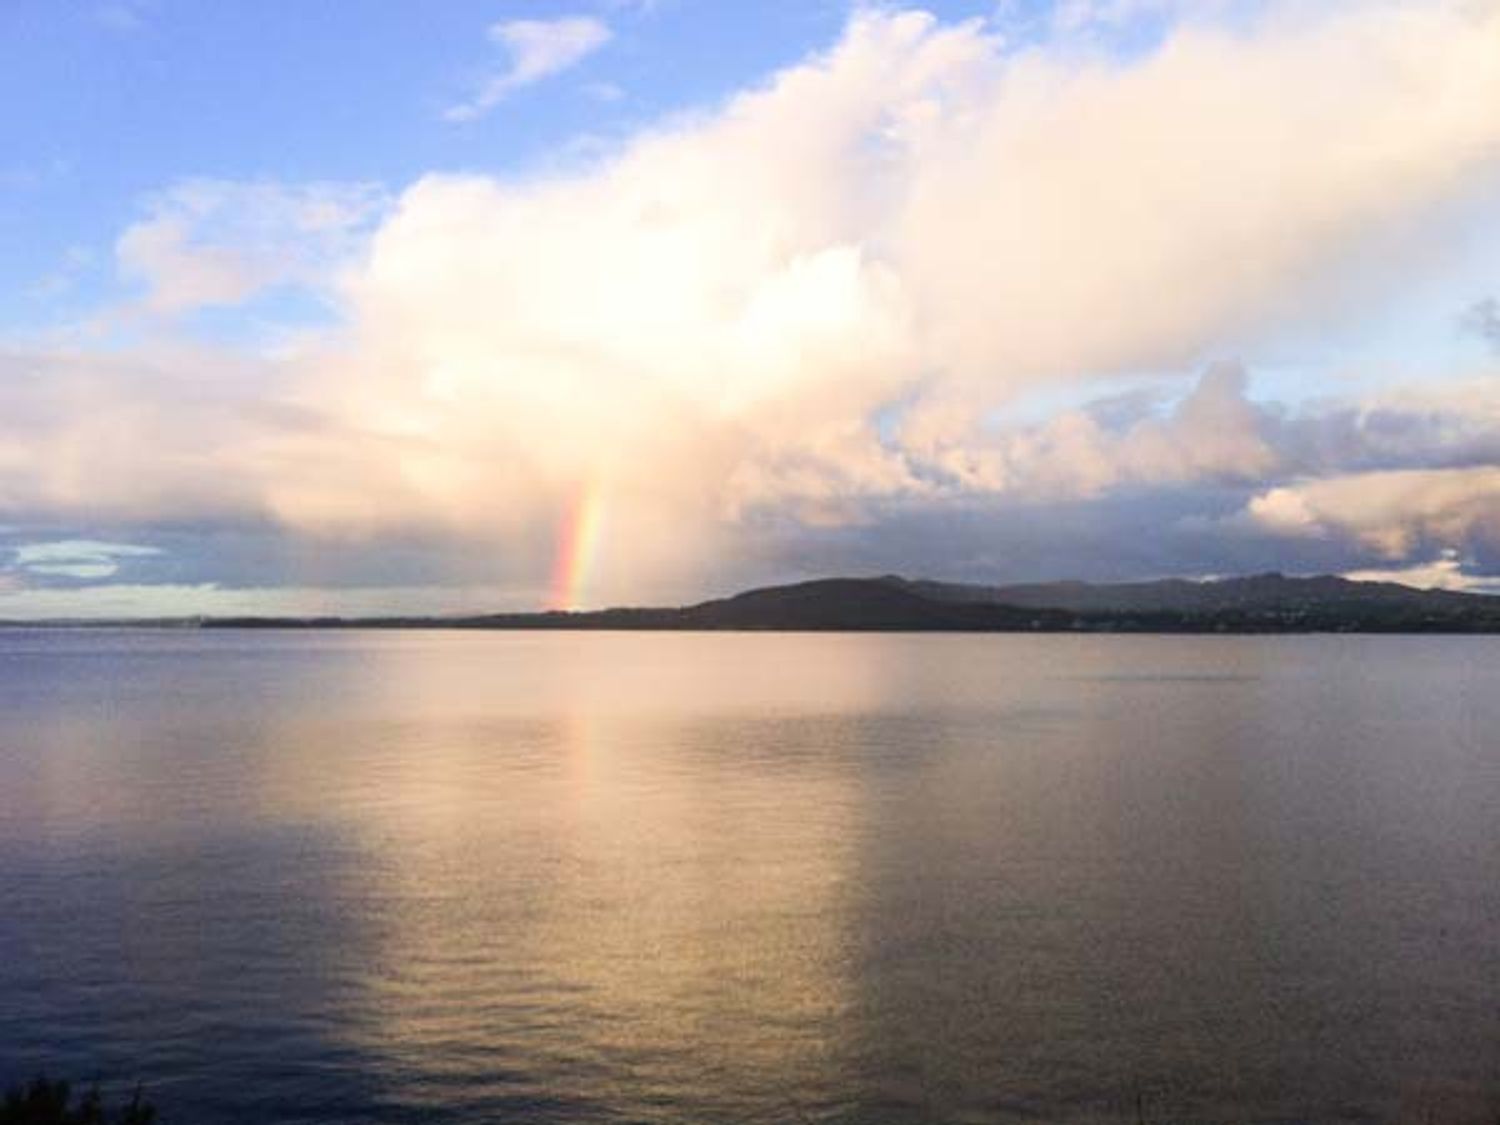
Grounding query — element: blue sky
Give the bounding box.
[2,0,1500,616]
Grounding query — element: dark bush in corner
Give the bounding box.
[1,1077,156,1125]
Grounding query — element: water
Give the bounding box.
[0,630,1496,1124]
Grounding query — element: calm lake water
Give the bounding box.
[0,630,1496,1124]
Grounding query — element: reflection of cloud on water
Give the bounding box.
[219,631,1065,1120]
[303,701,870,1120]
[10,632,1500,1123]
[2,634,884,1120]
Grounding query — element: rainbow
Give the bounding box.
[550,483,607,611]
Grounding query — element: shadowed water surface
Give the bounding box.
[1,631,1497,1123]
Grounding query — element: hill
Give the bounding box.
[201,573,1500,633]
[891,571,1488,615]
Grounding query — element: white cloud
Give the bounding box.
[935,362,1281,497]
[313,4,1500,570]
[1343,550,1500,593]
[10,539,161,580]
[6,3,1500,602]
[1245,467,1500,558]
[0,343,359,529]
[445,16,612,122]
[116,179,388,317]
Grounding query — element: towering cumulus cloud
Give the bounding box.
[5,1,1500,610]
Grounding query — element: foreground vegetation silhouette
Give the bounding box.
[1,1078,155,1125]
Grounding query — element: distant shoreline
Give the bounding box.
[7,573,1500,634]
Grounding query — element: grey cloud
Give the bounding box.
[1461,297,1500,352]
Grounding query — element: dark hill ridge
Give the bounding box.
[889,571,1488,614]
[657,578,1076,631]
[202,572,1500,632]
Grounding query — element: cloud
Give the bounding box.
[315,4,1500,568]
[445,16,612,122]
[583,81,626,104]
[93,1,150,32]
[1461,297,1500,352]
[0,340,435,537]
[1243,467,1500,558]
[1343,550,1500,593]
[9,539,161,580]
[6,2,1500,608]
[28,245,97,302]
[905,362,1280,498]
[1047,0,1235,34]
[116,179,388,317]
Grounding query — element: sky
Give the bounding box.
[3,0,1500,617]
